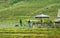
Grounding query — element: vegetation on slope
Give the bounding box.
[0,0,60,20]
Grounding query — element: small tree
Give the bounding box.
[10,0,23,5]
[28,20,31,28]
[19,19,23,26]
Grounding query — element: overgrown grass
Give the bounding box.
[0,0,60,38]
[0,0,60,19]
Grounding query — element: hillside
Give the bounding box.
[0,0,60,19]
[0,0,60,37]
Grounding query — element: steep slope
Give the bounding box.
[0,0,60,19]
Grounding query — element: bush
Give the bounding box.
[10,0,23,5]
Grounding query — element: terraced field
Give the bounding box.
[0,0,60,38]
[0,0,60,28]
[0,0,60,18]
[0,28,60,38]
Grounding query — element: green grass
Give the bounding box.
[0,0,60,19]
[0,28,59,38]
[0,0,60,38]
[0,0,60,29]
[0,0,60,22]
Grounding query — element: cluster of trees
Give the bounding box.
[10,0,24,5]
[0,0,24,4]
[10,0,35,5]
[0,0,34,5]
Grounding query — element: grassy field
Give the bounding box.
[0,0,60,38]
[0,0,59,28]
[0,0,60,21]
[0,28,60,38]
[0,0,60,19]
